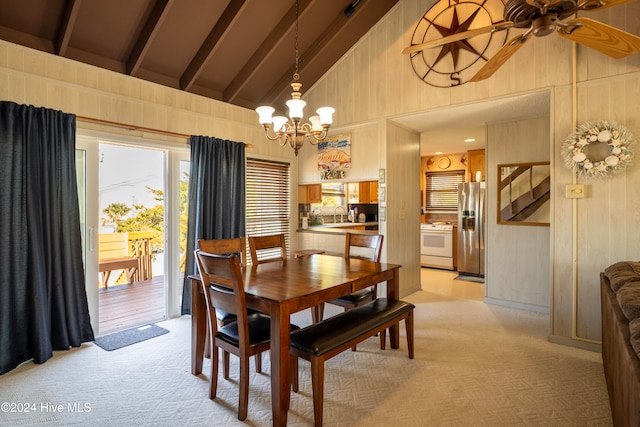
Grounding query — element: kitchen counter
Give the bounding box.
[298,222,379,235]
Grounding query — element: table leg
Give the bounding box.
[269,306,290,427]
[191,278,206,375]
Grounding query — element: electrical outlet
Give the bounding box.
[566,184,585,199]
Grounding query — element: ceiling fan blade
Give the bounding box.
[528,0,635,9]
[401,22,512,54]
[558,17,640,59]
[469,35,529,82]
[587,0,636,10]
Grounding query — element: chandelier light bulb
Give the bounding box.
[316,107,335,126]
[272,116,288,132]
[256,106,275,125]
[309,116,322,132]
[286,98,306,120]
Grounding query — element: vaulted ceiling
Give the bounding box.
[0,0,400,110]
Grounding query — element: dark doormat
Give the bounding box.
[94,324,169,351]
[454,275,485,283]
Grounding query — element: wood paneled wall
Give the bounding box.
[486,116,551,311]
[301,0,640,349]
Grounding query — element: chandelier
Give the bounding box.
[255,1,335,156]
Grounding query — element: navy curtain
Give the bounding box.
[0,101,94,375]
[181,136,245,314]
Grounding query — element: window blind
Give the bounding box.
[246,158,291,261]
[425,171,465,211]
[321,183,345,196]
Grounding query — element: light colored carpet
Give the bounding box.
[0,289,611,426]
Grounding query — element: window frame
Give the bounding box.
[245,158,291,262]
[425,170,465,212]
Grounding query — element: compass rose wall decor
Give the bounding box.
[405,0,509,87]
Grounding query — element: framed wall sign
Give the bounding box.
[318,134,351,180]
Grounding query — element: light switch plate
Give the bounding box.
[566,184,585,199]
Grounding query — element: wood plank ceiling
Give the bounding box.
[0,0,400,110]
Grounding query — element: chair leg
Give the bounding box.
[291,355,299,393]
[255,352,262,373]
[406,311,415,359]
[209,345,219,399]
[312,303,324,323]
[380,328,386,350]
[238,355,250,421]
[204,329,211,359]
[311,357,325,427]
[223,351,231,379]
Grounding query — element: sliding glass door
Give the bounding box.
[77,133,189,335]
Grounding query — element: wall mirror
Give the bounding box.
[497,162,550,226]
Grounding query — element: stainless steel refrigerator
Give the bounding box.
[457,182,485,277]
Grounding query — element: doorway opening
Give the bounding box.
[97,143,166,334]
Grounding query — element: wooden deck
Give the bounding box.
[98,275,166,335]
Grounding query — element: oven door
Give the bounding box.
[421,230,452,257]
[420,229,454,270]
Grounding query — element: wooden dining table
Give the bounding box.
[190,253,401,427]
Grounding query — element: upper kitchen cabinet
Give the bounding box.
[468,149,485,181]
[369,181,378,203]
[347,181,378,204]
[299,184,322,204]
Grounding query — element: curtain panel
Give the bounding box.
[0,101,94,375]
[181,136,246,314]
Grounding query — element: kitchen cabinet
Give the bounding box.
[299,184,321,204]
[467,149,485,181]
[369,181,378,203]
[347,181,378,204]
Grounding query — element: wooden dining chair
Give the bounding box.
[313,233,384,320]
[198,237,248,331]
[198,238,262,371]
[313,232,384,349]
[248,233,287,265]
[194,250,298,421]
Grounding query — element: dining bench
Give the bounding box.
[290,297,415,426]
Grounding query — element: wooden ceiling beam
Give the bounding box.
[126,0,175,76]
[180,0,249,92]
[223,0,314,105]
[56,0,82,56]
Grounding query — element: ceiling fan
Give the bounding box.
[402,0,640,82]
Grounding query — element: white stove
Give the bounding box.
[420,222,454,270]
[420,222,453,231]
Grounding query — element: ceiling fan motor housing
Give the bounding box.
[532,14,559,36]
[504,0,579,30]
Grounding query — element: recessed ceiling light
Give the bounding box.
[435,151,443,155]
[464,138,476,143]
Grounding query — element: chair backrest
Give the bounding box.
[248,234,287,265]
[194,250,249,339]
[345,232,383,262]
[98,233,131,260]
[197,237,247,266]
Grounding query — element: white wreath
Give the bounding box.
[562,120,635,178]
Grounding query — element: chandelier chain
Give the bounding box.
[293,0,300,82]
